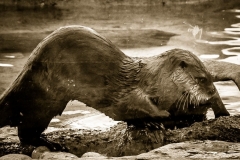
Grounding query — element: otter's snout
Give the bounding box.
[207,87,215,95]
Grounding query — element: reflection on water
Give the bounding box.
[62,110,90,115]
[4,56,15,58]
[197,9,240,117]
[225,23,240,35]
[199,54,219,59]
[0,52,25,67]
[50,118,60,123]
[199,9,240,65]
[0,52,24,59]
[0,63,13,67]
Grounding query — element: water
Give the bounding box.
[198,9,240,118]
[199,9,240,65]
[0,52,25,67]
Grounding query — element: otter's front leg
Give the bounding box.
[203,60,240,89]
[209,88,230,118]
[112,89,170,121]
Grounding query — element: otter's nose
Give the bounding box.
[208,87,215,95]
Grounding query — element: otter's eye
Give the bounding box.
[196,77,207,84]
[180,61,187,69]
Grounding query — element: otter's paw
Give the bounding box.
[154,110,170,118]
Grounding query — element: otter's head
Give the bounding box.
[167,49,216,115]
[142,49,216,116]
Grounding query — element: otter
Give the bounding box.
[0,26,236,148]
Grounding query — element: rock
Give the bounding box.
[165,115,240,143]
[0,126,19,143]
[45,122,164,157]
[31,146,50,159]
[0,141,240,159]
[0,154,32,160]
[77,141,240,159]
[81,152,106,158]
[39,151,78,160]
[136,140,240,159]
[44,115,240,157]
[1,116,240,157]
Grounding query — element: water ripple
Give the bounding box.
[198,10,240,64]
[0,63,13,67]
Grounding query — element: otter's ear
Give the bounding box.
[180,61,187,69]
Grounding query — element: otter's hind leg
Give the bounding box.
[17,100,68,150]
[18,118,63,150]
[17,114,64,150]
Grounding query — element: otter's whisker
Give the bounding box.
[190,93,193,104]
[176,95,183,108]
[182,92,189,111]
[176,93,185,111]
[192,95,197,107]
[196,96,199,106]
[186,92,190,111]
[196,95,200,107]
[185,92,190,111]
[179,92,189,111]
[195,96,198,107]
[192,97,195,108]
[182,92,188,110]
[177,91,188,111]
[199,94,203,104]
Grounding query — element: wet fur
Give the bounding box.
[0,26,229,145]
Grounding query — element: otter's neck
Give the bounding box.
[108,57,143,102]
[137,55,167,93]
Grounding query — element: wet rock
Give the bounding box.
[44,115,240,157]
[45,121,164,157]
[0,126,19,143]
[165,115,240,143]
[0,116,240,158]
[0,142,35,157]
[39,151,78,159]
[81,152,106,158]
[77,141,240,159]
[0,154,32,160]
[136,140,240,159]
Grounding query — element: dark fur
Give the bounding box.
[0,26,229,146]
